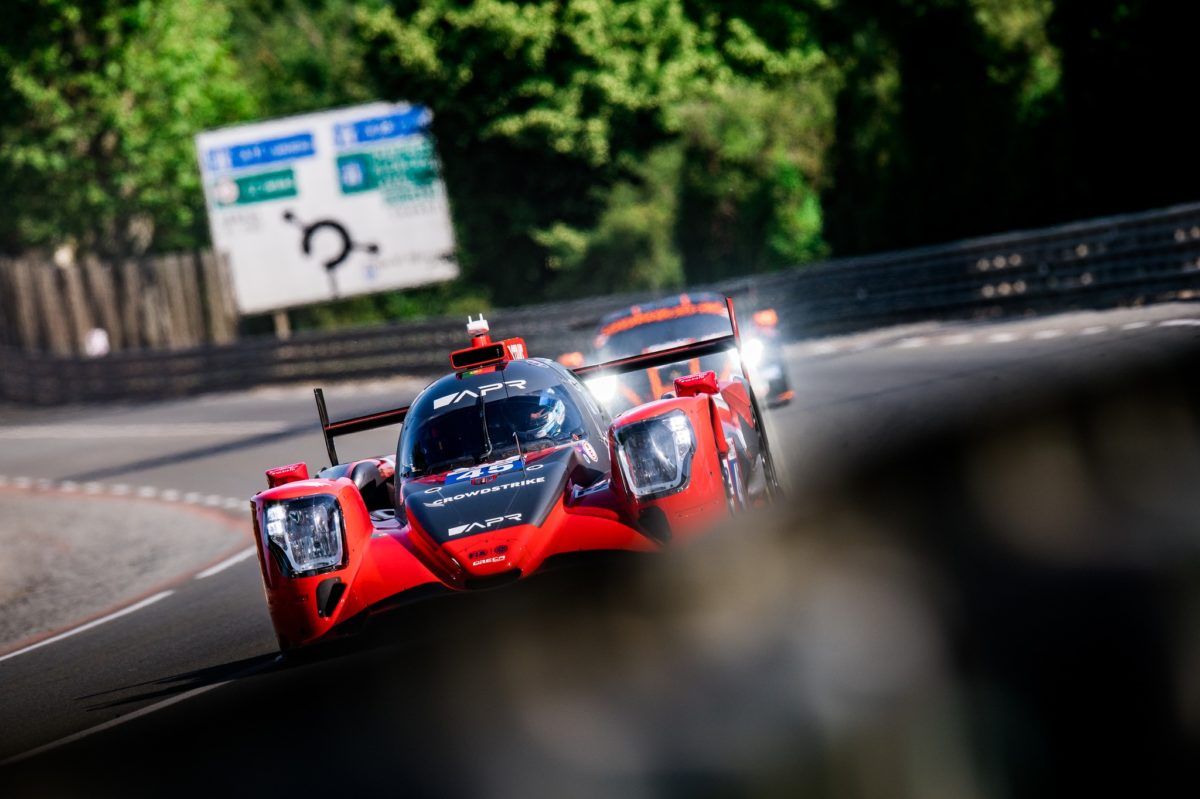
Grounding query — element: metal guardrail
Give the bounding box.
[3,201,1199,405]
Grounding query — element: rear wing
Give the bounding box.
[573,296,742,378]
[314,390,408,468]
[315,298,776,482]
[573,334,736,378]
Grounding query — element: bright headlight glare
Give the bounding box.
[586,374,619,402]
[264,495,344,576]
[741,337,765,369]
[615,410,696,499]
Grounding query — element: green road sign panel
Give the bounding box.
[337,139,438,205]
[214,168,298,207]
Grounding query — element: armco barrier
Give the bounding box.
[2,201,1199,405]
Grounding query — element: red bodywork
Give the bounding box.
[251,300,774,652]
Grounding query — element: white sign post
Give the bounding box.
[195,102,458,317]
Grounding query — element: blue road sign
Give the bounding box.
[333,106,431,150]
[205,132,315,173]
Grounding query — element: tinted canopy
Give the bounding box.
[398,359,602,478]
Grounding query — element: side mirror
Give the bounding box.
[752,308,778,328]
[558,351,585,368]
[266,462,309,488]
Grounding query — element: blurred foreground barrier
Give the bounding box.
[2,200,1199,405]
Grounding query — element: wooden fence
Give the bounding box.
[0,250,238,356]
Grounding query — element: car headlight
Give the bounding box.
[264,495,345,576]
[614,410,695,499]
[741,337,765,369]
[585,374,618,403]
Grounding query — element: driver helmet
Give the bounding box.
[517,391,567,441]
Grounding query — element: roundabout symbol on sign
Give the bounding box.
[283,210,380,298]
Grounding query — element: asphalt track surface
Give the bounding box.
[1,302,1199,797]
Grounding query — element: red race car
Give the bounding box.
[251,298,780,653]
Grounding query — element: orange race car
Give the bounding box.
[562,292,793,415]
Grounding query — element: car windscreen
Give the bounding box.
[597,313,731,361]
[401,385,587,477]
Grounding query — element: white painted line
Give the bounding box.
[941,334,973,346]
[1080,326,1108,336]
[1121,321,1150,331]
[896,337,929,349]
[194,547,257,580]
[1160,318,1200,327]
[0,590,174,665]
[988,332,1019,344]
[810,342,842,355]
[1033,329,1064,340]
[0,474,250,530]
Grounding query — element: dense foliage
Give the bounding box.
[0,1,254,258]
[355,0,835,303]
[1,0,1197,320]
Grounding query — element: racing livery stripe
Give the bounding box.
[599,300,728,338]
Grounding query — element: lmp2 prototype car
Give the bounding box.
[251,299,780,652]
[561,291,793,416]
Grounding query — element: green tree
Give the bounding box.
[814,0,1067,255]
[0,0,255,258]
[533,143,686,299]
[674,76,834,283]
[228,0,386,117]
[358,0,834,305]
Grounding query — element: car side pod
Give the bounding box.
[752,308,779,328]
[252,477,374,649]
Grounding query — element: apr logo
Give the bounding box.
[445,456,523,485]
[448,513,522,537]
[433,380,527,410]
